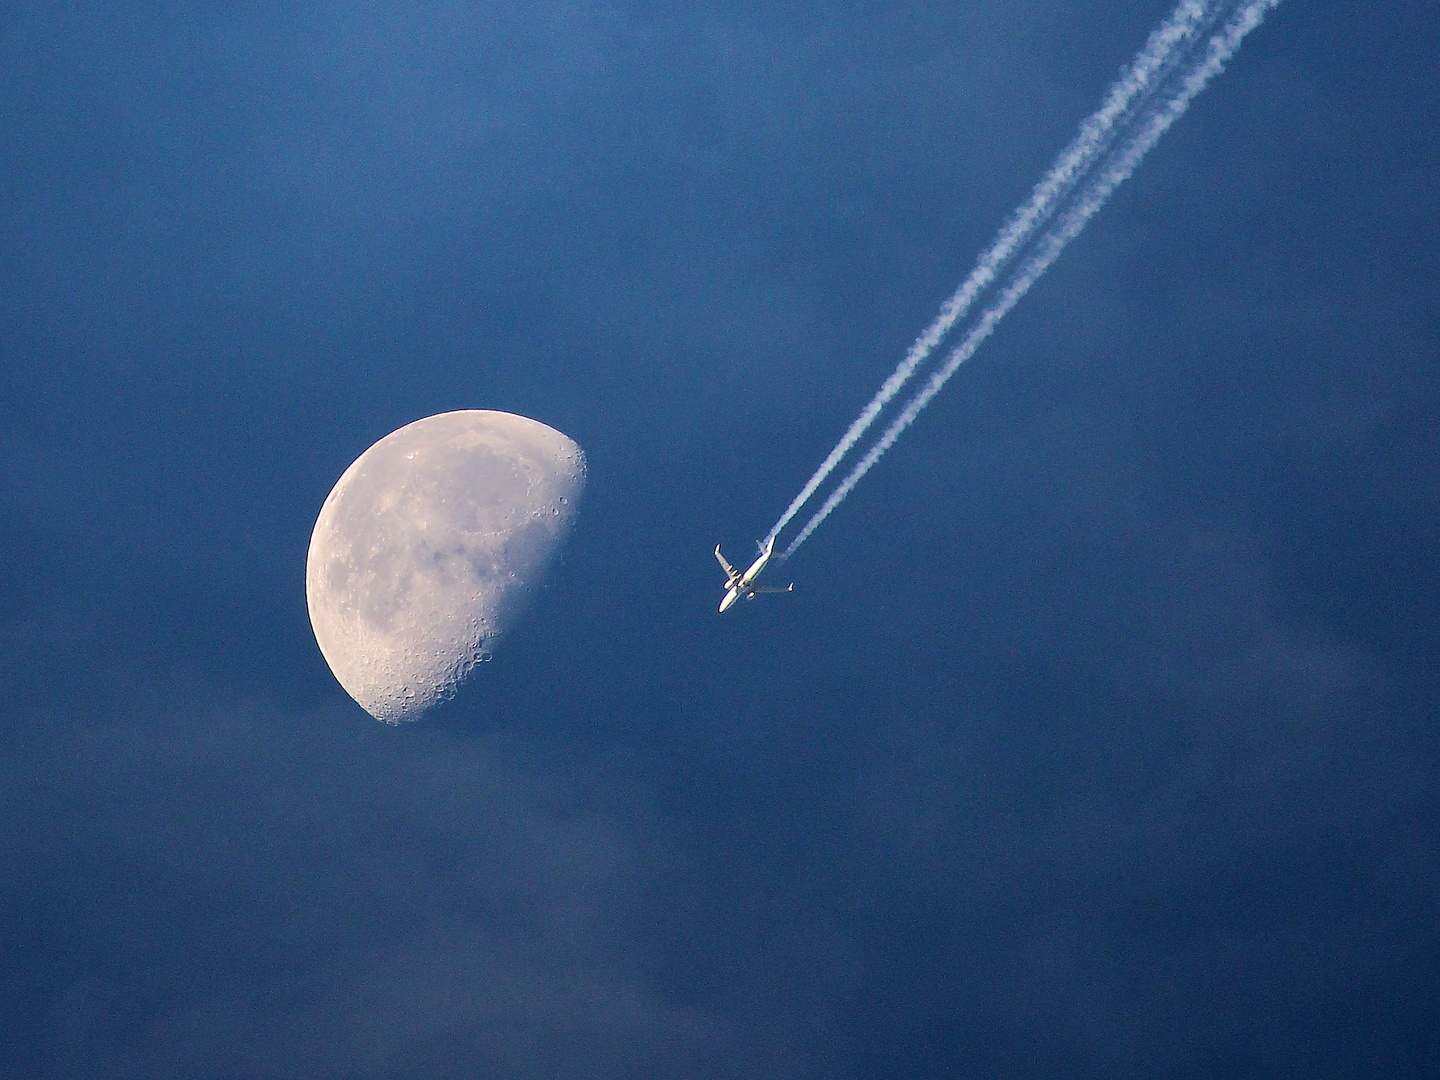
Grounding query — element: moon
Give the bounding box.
[305,410,586,723]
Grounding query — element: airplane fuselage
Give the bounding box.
[719,582,749,613]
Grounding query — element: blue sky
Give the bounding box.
[3,2,1438,1076]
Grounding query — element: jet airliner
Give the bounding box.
[715,536,793,613]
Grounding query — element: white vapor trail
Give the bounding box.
[782,0,1283,559]
[764,0,1222,547]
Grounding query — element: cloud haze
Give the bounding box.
[2,1,1438,1077]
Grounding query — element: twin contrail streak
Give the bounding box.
[777,0,1282,559]
[764,0,1225,548]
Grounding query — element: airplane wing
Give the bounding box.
[714,545,738,579]
[751,584,794,594]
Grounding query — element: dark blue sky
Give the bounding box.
[3,2,1438,1076]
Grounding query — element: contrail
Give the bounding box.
[764,0,1224,547]
[782,0,1283,559]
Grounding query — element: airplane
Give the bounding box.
[715,535,793,613]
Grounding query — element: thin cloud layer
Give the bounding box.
[2,1,1438,1077]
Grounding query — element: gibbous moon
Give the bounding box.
[306,410,586,723]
